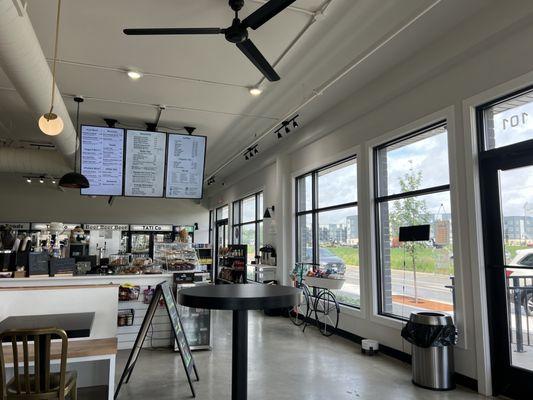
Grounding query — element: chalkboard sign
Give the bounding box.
[115,281,199,399]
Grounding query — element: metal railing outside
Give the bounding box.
[507,275,533,353]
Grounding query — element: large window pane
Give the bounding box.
[318,160,357,208]
[500,166,533,264]
[240,224,256,264]
[297,214,313,263]
[484,90,533,150]
[233,202,240,225]
[257,193,264,220]
[377,126,449,197]
[297,174,312,212]
[241,196,256,223]
[216,205,228,221]
[378,192,454,318]
[318,207,360,307]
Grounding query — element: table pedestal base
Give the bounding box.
[232,310,248,400]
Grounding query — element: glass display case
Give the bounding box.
[154,242,199,272]
[174,279,212,350]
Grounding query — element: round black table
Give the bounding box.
[178,284,301,400]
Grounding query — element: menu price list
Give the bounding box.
[166,134,206,199]
[125,130,167,197]
[81,125,124,196]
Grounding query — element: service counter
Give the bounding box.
[0,274,175,350]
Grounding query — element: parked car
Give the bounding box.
[507,249,533,313]
[305,247,346,274]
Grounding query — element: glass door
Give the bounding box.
[215,219,229,282]
[481,157,533,398]
[478,87,533,398]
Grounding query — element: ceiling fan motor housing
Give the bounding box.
[225,20,248,43]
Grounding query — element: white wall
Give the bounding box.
[206,1,533,393]
[0,174,210,243]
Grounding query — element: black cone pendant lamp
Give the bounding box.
[59,97,90,189]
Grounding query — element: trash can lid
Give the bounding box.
[409,312,454,326]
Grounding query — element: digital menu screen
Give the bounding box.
[80,125,125,196]
[165,134,206,199]
[124,130,167,197]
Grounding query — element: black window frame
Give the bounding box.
[373,120,452,320]
[232,192,264,261]
[295,155,359,308]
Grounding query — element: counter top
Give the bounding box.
[0,274,174,287]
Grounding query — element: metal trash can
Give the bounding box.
[401,312,457,391]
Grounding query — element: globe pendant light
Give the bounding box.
[39,0,64,136]
[59,97,90,189]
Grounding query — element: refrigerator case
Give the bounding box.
[174,282,213,351]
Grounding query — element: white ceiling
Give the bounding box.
[0,0,493,180]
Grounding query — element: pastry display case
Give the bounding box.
[154,242,199,272]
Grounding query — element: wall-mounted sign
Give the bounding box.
[125,130,167,197]
[81,125,125,196]
[83,224,129,231]
[31,223,81,231]
[130,225,173,232]
[0,222,31,230]
[165,134,206,199]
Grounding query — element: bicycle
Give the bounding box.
[288,262,341,336]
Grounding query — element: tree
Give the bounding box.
[390,162,429,303]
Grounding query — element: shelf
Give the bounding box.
[217,278,234,284]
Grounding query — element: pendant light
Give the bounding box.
[59,97,90,189]
[38,0,64,136]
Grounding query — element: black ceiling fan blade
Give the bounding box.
[242,0,296,30]
[236,39,280,82]
[123,28,223,35]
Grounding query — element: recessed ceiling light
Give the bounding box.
[52,179,57,184]
[249,87,262,96]
[127,70,143,80]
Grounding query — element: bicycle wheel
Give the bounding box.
[314,289,339,336]
[288,286,310,326]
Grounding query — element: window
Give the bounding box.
[481,88,533,150]
[232,192,264,266]
[216,205,228,221]
[208,210,214,244]
[296,158,360,308]
[374,122,455,320]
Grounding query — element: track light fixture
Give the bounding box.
[243,145,258,160]
[275,114,300,139]
[23,176,60,185]
[207,177,216,186]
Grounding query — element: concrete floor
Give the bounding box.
[113,311,491,400]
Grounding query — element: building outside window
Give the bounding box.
[295,157,360,308]
[233,192,264,264]
[374,122,455,319]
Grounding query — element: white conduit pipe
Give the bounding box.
[0,0,76,164]
[0,147,70,176]
[207,0,443,180]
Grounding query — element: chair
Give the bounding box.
[0,328,77,400]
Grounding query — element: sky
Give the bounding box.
[493,103,533,216]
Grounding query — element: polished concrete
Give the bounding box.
[113,311,491,400]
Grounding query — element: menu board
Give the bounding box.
[125,130,167,197]
[80,125,125,196]
[165,134,206,199]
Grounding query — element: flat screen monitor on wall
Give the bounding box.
[80,125,125,196]
[165,134,207,199]
[124,130,167,198]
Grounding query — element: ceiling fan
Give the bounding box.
[123,0,296,82]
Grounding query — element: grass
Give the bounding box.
[329,246,454,274]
